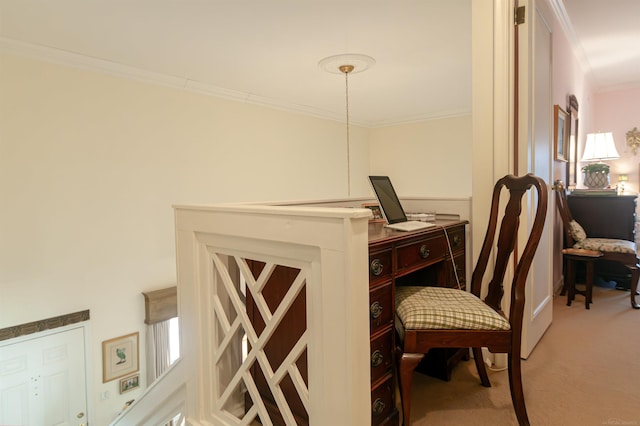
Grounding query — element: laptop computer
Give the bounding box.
[368,176,435,232]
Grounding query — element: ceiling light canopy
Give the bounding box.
[318,54,376,74]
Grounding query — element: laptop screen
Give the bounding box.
[368,176,408,224]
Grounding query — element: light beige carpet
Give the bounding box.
[407,287,640,425]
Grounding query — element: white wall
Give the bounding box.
[594,87,640,194]
[369,116,472,198]
[0,52,472,424]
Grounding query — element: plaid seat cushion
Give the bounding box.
[395,286,510,331]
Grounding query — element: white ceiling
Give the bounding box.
[561,0,640,92]
[0,1,638,127]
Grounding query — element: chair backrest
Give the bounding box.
[470,174,548,331]
[553,181,577,248]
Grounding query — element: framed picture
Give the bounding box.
[102,332,139,383]
[567,94,579,188]
[119,374,140,394]
[554,104,569,162]
[362,203,385,223]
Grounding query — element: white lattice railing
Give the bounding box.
[174,203,373,425]
[115,198,471,425]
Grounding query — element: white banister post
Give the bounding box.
[174,204,372,426]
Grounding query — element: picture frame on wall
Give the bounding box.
[119,374,140,394]
[554,104,569,162]
[362,203,385,223]
[102,332,139,383]
[567,95,579,188]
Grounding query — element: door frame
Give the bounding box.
[472,0,553,359]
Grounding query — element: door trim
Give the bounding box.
[0,309,90,341]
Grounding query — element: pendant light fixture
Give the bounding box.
[319,54,375,196]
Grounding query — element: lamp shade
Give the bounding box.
[581,132,620,161]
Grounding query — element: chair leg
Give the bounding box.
[560,256,569,296]
[471,347,491,387]
[566,257,575,306]
[397,352,424,426]
[507,353,530,426]
[630,265,640,309]
[585,260,594,309]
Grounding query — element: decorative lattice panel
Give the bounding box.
[209,250,309,426]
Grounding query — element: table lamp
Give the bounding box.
[581,132,619,188]
[618,174,628,193]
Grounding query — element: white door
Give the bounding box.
[516,0,554,358]
[0,325,88,425]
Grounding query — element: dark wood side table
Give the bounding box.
[562,248,603,309]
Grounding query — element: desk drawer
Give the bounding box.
[369,248,393,286]
[369,283,393,332]
[396,235,447,274]
[370,326,393,383]
[371,374,395,426]
[447,226,465,252]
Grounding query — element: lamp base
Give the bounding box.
[583,171,610,189]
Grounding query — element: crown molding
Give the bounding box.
[371,109,472,128]
[0,36,187,88]
[0,36,463,128]
[0,37,357,123]
[548,0,593,82]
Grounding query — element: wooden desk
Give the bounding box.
[367,220,467,425]
[246,219,468,425]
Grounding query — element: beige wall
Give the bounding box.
[369,116,472,198]
[0,52,471,424]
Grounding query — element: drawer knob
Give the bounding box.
[370,301,383,319]
[419,245,430,259]
[452,234,462,247]
[372,398,386,416]
[371,350,384,368]
[370,258,384,276]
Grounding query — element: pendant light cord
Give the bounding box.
[339,64,354,197]
[319,55,375,198]
[344,69,351,197]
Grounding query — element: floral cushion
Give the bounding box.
[395,286,510,331]
[574,238,637,254]
[569,220,587,242]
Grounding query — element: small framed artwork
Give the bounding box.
[554,104,569,162]
[102,332,139,383]
[119,374,140,394]
[362,203,385,223]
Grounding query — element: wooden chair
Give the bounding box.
[554,182,640,310]
[395,174,548,426]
